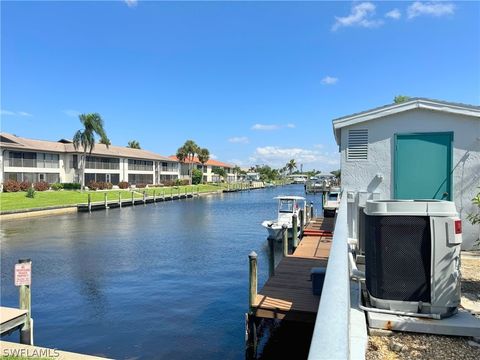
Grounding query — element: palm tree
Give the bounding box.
[127,140,141,149]
[197,148,210,183]
[286,159,297,175]
[99,138,111,146]
[176,140,199,184]
[73,113,109,190]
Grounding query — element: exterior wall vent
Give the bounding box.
[347,129,368,160]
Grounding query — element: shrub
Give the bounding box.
[3,180,20,192]
[62,183,81,190]
[19,181,31,191]
[26,187,36,198]
[104,182,113,190]
[118,181,129,189]
[33,181,50,191]
[136,183,147,188]
[51,183,64,191]
[162,180,175,187]
[192,169,202,185]
[88,181,99,191]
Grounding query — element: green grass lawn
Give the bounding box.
[0,184,227,212]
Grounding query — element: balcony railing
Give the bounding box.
[85,161,120,170]
[6,158,35,167]
[129,164,153,171]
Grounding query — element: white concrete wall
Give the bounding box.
[340,108,480,250]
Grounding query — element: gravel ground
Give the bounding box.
[366,254,480,360]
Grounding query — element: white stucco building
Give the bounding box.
[333,98,480,250]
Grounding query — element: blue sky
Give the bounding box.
[1,1,479,172]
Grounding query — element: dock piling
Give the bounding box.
[153,190,156,202]
[118,192,122,208]
[268,237,275,277]
[299,209,304,237]
[248,251,258,312]
[87,194,91,212]
[104,193,108,209]
[310,201,314,220]
[131,191,135,206]
[143,191,146,205]
[282,224,288,256]
[292,214,298,249]
[18,259,33,346]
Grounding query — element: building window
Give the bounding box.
[347,129,368,160]
[161,162,178,172]
[128,173,153,185]
[85,156,120,170]
[37,153,60,168]
[128,159,153,171]
[84,173,120,185]
[4,172,59,183]
[7,152,37,167]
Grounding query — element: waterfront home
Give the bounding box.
[168,156,237,183]
[0,132,179,186]
[332,98,480,250]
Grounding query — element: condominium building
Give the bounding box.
[0,133,179,186]
[168,156,237,183]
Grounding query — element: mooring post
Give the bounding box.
[292,214,298,249]
[282,224,288,256]
[131,191,135,206]
[153,190,156,202]
[299,209,304,238]
[118,192,122,208]
[310,201,314,220]
[248,251,258,312]
[268,237,275,277]
[143,190,146,205]
[88,193,91,212]
[17,259,33,345]
[171,188,173,198]
[104,192,108,209]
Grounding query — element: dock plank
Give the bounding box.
[252,217,333,322]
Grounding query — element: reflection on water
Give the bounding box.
[0,185,323,359]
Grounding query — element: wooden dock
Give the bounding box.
[251,217,334,323]
[77,192,196,212]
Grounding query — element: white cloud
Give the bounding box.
[407,2,455,19]
[250,146,339,171]
[1,109,32,117]
[321,76,339,85]
[124,0,138,8]
[385,9,401,20]
[251,124,280,131]
[251,123,295,131]
[332,2,384,31]
[228,136,249,144]
[63,109,81,118]
[210,153,218,160]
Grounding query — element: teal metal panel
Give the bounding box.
[394,132,453,200]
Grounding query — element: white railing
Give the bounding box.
[308,193,351,360]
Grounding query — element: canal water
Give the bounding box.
[1,185,323,359]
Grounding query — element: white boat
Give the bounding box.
[262,196,306,240]
[323,188,341,217]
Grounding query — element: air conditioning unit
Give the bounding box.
[364,200,462,318]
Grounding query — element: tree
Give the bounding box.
[127,140,141,149]
[99,138,111,146]
[394,95,410,104]
[212,167,226,182]
[197,148,210,183]
[330,170,341,178]
[73,113,110,190]
[192,168,203,185]
[176,140,199,185]
[286,159,297,174]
